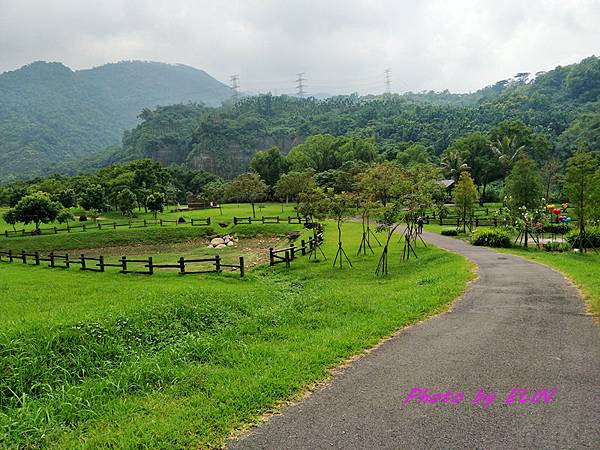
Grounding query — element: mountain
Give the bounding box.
[97,57,600,179]
[0,61,233,183]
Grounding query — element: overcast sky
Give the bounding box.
[1,0,599,95]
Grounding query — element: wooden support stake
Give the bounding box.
[65,254,70,269]
[81,254,86,270]
[269,247,274,266]
[121,256,127,273]
[239,256,245,277]
[99,255,105,272]
[148,257,153,275]
[179,257,185,274]
[215,255,222,273]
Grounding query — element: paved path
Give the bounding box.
[229,232,600,449]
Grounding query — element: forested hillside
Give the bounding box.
[0,61,233,183]
[106,56,600,178]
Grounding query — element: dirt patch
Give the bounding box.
[63,236,290,269]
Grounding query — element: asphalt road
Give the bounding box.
[229,232,600,449]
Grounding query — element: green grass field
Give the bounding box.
[0,218,472,448]
[0,219,473,448]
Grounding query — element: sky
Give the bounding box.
[1,0,599,95]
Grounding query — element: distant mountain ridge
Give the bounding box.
[0,60,233,183]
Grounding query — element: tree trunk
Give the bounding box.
[252,202,256,218]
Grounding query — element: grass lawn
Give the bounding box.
[0,221,473,448]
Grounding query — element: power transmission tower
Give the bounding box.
[384,69,391,93]
[230,74,240,99]
[296,72,306,98]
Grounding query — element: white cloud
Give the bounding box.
[0,0,598,94]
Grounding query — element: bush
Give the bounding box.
[471,228,512,248]
[566,227,600,249]
[441,229,458,236]
[542,242,571,252]
[542,223,570,235]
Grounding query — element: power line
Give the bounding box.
[384,68,391,93]
[296,72,306,98]
[230,74,240,98]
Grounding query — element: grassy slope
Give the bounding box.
[0,221,473,448]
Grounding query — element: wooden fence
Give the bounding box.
[3,215,306,239]
[269,233,324,267]
[0,250,244,277]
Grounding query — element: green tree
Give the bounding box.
[146,192,167,219]
[356,161,403,206]
[116,188,137,217]
[202,180,229,204]
[396,143,433,166]
[250,147,288,188]
[274,170,315,203]
[80,184,107,211]
[12,192,61,231]
[2,209,18,231]
[564,149,600,241]
[504,156,543,210]
[56,209,75,227]
[453,172,480,233]
[296,188,331,224]
[225,173,268,218]
[54,189,78,208]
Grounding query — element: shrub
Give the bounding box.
[471,228,512,248]
[441,229,458,236]
[543,242,572,252]
[542,223,570,235]
[565,226,600,249]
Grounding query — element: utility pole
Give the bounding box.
[384,68,391,94]
[230,74,240,99]
[296,72,306,98]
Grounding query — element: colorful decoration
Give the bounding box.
[553,208,562,215]
[547,204,555,211]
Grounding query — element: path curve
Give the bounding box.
[229,232,600,449]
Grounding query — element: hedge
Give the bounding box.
[471,228,512,248]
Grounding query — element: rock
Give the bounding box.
[211,237,225,246]
[207,245,213,248]
[227,241,234,247]
[216,243,227,249]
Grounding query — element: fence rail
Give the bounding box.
[3,215,306,239]
[269,232,324,267]
[0,250,244,277]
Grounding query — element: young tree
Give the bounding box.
[12,192,61,231]
[146,192,167,219]
[116,188,137,217]
[2,208,18,231]
[564,149,600,247]
[541,159,562,202]
[328,193,354,268]
[356,161,403,206]
[454,172,480,233]
[504,156,543,210]
[226,173,268,218]
[56,209,75,227]
[297,188,331,261]
[202,180,229,204]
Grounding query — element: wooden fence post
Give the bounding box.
[65,254,70,269]
[121,256,127,273]
[83,224,87,232]
[290,243,295,259]
[8,249,13,262]
[21,250,26,264]
[99,255,105,272]
[301,240,306,256]
[215,255,222,273]
[178,257,185,274]
[239,256,245,278]
[144,219,147,227]
[285,250,290,268]
[54,226,57,234]
[35,251,40,265]
[148,256,153,275]
[269,247,274,266]
[81,254,86,270]
[49,252,55,268]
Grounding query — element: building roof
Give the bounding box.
[441,179,456,188]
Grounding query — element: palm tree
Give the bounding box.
[441,149,469,181]
[490,136,525,169]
